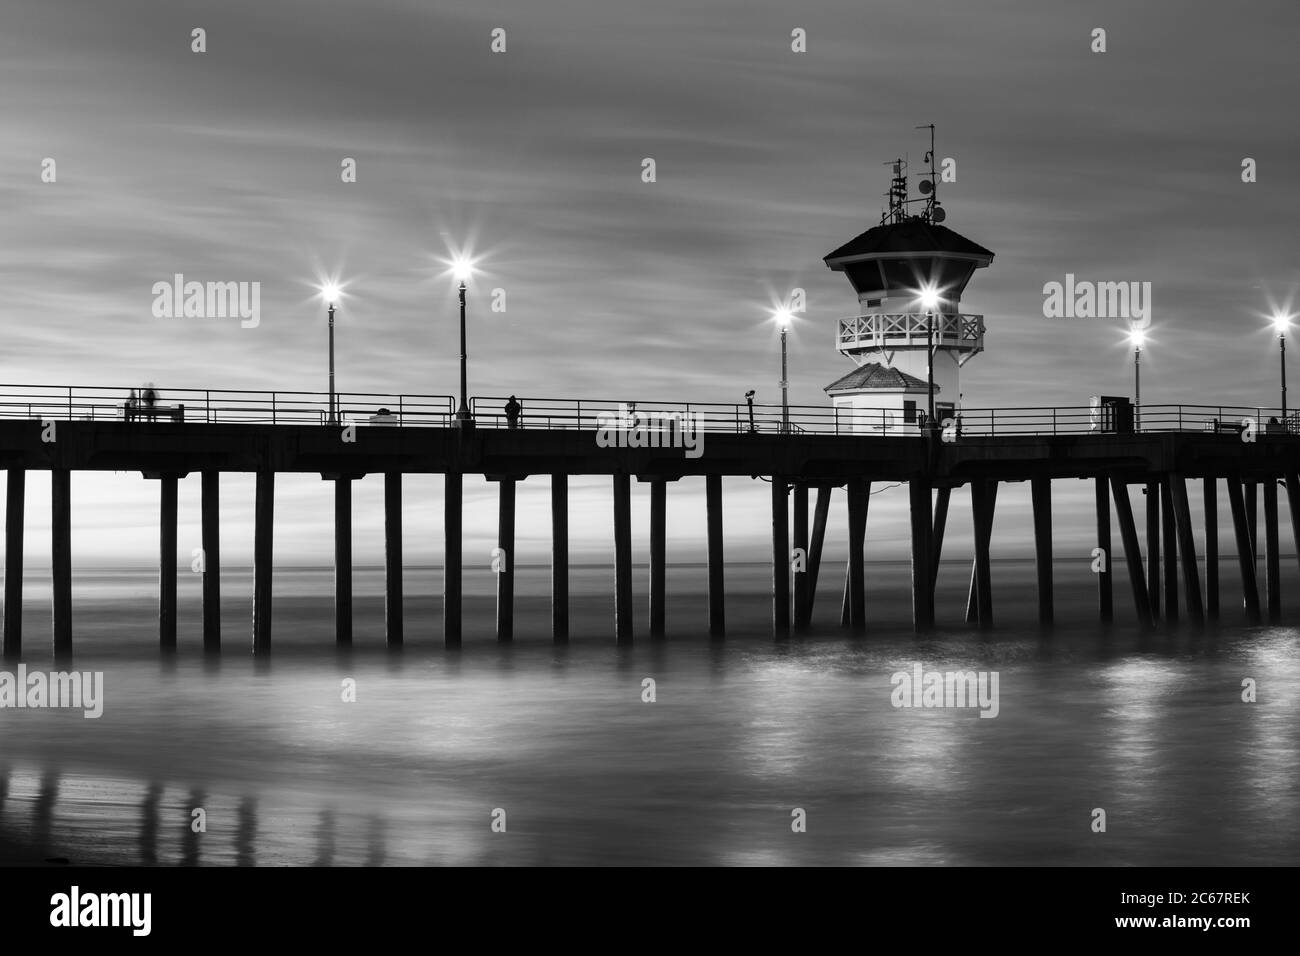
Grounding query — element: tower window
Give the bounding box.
[866,298,882,308]
[903,400,917,423]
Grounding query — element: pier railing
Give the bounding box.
[470,396,1295,437]
[0,384,455,426]
[469,396,815,433]
[0,384,1292,437]
[954,404,1292,437]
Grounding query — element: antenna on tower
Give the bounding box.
[877,126,946,225]
[914,123,944,223]
[882,157,908,225]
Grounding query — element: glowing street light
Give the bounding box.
[1272,311,1291,425]
[773,306,794,433]
[917,285,941,427]
[451,254,475,284]
[448,253,479,422]
[319,281,343,425]
[1128,326,1146,431]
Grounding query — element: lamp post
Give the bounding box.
[320,282,341,425]
[774,307,793,433]
[451,255,476,422]
[1273,312,1290,427]
[1129,327,1145,431]
[918,286,941,428]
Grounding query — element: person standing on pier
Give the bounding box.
[505,395,522,428]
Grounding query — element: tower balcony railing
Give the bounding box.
[837,311,985,354]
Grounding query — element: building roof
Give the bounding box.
[824,218,994,264]
[824,363,931,393]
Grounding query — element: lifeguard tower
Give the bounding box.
[822,128,994,434]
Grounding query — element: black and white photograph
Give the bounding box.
[0,0,1292,936]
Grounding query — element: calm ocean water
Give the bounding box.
[1,559,1297,866]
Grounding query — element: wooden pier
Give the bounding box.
[2,390,1299,658]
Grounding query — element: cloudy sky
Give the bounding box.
[1,0,1297,570]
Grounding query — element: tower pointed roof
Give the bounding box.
[824,218,994,267]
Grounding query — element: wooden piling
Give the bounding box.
[613,473,633,644]
[705,474,724,638]
[772,477,790,639]
[1161,476,1178,624]
[201,471,220,653]
[1204,477,1218,620]
[1245,481,1258,564]
[159,474,178,652]
[51,469,71,661]
[497,478,516,642]
[845,478,868,632]
[443,471,463,648]
[1263,477,1280,623]
[1031,476,1053,626]
[334,477,353,646]
[551,474,569,642]
[1169,474,1205,625]
[384,473,403,647]
[649,479,666,638]
[803,485,831,627]
[1095,476,1113,622]
[1285,473,1300,585]
[965,563,974,622]
[3,469,24,660]
[966,482,998,623]
[252,470,274,655]
[931,486,951,589]
[1145,481,1161,620]
[1110,477,1155,630]
[1225,476,1261,624]
[909,477,934,631]
[792,483,809,632]
[970,479,996,629]
[841,564,850,627]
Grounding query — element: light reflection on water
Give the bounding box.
[1,562,1297,865]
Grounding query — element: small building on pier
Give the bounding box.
[823,362,931,434]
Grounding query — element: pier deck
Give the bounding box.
[1,384,1297,658]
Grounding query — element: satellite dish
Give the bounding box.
[918,179,933,195]
[932,205,947,223]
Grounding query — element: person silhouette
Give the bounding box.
[505,395,522,429]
